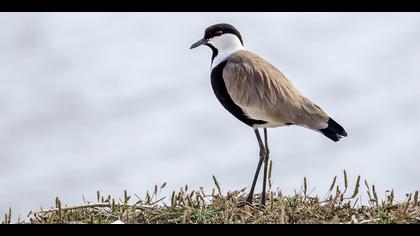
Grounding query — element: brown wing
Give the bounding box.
[223,50,329,130]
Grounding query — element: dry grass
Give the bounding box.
[3,171,420,224]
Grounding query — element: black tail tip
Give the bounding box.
[319,118,347,142]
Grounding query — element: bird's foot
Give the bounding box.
[237,196,253,208]
[237,201,268,209]
[237,196,268,208]
[254,203,268,210]
[237,201,252,208]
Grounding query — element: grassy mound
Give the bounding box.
[3,172,420,224]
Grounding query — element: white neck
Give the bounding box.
[209,34,244,69]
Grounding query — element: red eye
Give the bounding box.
[215,31,223,36]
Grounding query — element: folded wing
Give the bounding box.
[223,50,330,131]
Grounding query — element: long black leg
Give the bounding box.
[261,128,270,205]
[239,129,266,206]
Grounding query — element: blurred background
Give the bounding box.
[0,13,419,217]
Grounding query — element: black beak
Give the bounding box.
[190,38,208,49]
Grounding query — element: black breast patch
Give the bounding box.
[210,61,267,127]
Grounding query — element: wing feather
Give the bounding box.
[223,50,329,129]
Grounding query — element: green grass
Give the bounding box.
[3,171,420,224]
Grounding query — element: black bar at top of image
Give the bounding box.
[0,0,418,12]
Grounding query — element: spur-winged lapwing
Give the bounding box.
[190,23,347,206]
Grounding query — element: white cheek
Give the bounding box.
[208,36,224,49]
[208,34,240,49]
[209,34,244,69]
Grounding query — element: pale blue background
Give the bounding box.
[0,13,419,217]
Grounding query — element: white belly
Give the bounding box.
[242,106,287,129]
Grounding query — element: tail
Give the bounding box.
[319,118,347,142]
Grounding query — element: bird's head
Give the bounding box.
[190,23,244,53]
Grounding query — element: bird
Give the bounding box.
[190,23,347,206]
